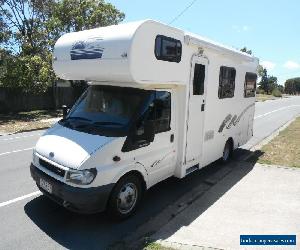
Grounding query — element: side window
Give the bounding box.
[155,35,182,63]
[148,91,171,133]
[218,66,236,99]
[193,64,205,95]
[244,72,257,97]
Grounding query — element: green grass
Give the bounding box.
[256,117,300,167]
[144,242,175,250]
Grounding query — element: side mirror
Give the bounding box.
[122,121,155,152]
[62,105,69,119]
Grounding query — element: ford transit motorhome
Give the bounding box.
[30,20,258,219]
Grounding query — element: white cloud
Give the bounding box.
[242,25,249,31]
[283,60,300,70]
[232,25,251,32]
[261,61,276,70]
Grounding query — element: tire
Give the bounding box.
[107,174,142,220]
[222,140,233,163]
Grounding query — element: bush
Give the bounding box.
[272,88,282,97]
[256,88,265,94]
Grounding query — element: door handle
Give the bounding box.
[170,134,174,143]
[201,104,205,111]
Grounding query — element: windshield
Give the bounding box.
[60,85,149,136]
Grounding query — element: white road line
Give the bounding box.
[0,191,41,208]
[0,133,41,141]
[0,147,34,157]
[254,105,300,119]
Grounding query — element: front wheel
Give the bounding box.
[107,174,142,220]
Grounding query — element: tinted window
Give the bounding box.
[148,91,171,133]
[218,66,236,99]
[244,72,257,97]
[155,35,182,63]
[60,86,148,137]
[193,64,205,95]
[70,86,142,125]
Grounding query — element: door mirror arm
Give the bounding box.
[62,105,69,119]
[142,120,155,143]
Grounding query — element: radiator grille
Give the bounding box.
[39,158,66,177]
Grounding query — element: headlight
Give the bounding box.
[66,168,97,185]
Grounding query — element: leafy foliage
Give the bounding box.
[258,68,282,95]
[285,77,300,95]
[0,0,124,93]
[240,46,252,55]
[1,52,54,92]
[272,88,282,97]
[257,64,264,78]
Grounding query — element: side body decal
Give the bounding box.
[218,103,254,133]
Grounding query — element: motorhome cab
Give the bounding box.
[30,20,258,219]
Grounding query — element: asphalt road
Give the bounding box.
[0,96,299,250]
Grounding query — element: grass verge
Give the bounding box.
[144,242,175,250]
[256,94,278,102]
[254,117,300,167]
[0,109,62,134]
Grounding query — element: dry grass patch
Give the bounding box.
[0,110,62,134]
[256,94,277,102]
[257,117,300,167]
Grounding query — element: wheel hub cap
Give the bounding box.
[117,183,137,214]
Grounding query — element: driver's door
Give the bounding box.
[135,90,176,186]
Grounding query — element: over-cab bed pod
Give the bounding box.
[53,20,187,86]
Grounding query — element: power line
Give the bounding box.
[168,0,198,25]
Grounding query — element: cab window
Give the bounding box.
[244,72,257,97]
[148,91,171,133]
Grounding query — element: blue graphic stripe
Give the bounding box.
[71,49,103,54]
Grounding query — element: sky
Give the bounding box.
[109,0,300,85]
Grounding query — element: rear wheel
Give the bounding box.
[108,174,142,220]
[222,139,233,163]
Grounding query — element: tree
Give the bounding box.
[257,64,264,78]
[277,84,284,93]
[259,68,269,93]
[258,68,281,94]
[285,78,300,95]
[240,47,252,55]
[268,75,278,94]
[0,0,125,92]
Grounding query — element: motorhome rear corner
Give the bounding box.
[30,20,258,219]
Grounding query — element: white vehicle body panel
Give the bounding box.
[35,124,115,169]
[34,20,258,193]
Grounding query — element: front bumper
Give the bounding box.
[30,163,114,214]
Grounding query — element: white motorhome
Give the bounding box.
[30,20,258,219]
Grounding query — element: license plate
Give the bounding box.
[40,178,52,194]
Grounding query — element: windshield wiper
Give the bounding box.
[65,116,92,122]
[93,121,124,126]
